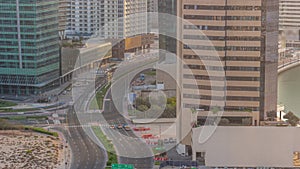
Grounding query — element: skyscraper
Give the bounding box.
[147,0,158,31]
[100,0,148,39]
[66,0,101,38]
[66,0,148,39]
[0,0,60,95]
[177,0,279,145]
[158,0,177,56]
[157,0,178,90]
[58,0,69,39]
[279,0,300,48]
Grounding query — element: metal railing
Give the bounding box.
[278,56,300,69]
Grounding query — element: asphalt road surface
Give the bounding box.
[69,57,157,169]
[67,71,109,169]
[103,90,154,169]
[67,107,106,169]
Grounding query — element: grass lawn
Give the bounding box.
[0,101,64,113]
[144,70,156,76]
[89,97,100,110]
[0,108,40,113]
[92,126,118,167]
[92,126,115,152]
[0,100,17,108]
[0,116,48,121]
[89,83,111,110]
[24,126,58,137]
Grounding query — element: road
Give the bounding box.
[102,90,154,169]
[66,69,109,169]
[99,53,161,168]
[66,106,107,169]
[70,55,159,169]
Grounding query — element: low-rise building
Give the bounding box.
[192,126,300,167]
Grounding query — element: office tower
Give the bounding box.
[66,0,147,39]
[0,0,60,95]
[99,0,125,39]
[158,0,177,56]
[177,0,279,145]
[156,0,178,90]
[279,0,300,48]
[101,0,148,39]
[58,0,69,39]
[148,0,158,14]
[147,0,158,31]
[66,0,101,38]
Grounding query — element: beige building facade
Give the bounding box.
[176,0,279,145]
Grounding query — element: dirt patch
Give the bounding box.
[0,130,64,169]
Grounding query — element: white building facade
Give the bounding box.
[66,0,101,38]
[66,0,148,39]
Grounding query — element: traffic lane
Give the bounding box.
[102,90,154,168]
[103,126,154,168]
[119,156,154,169]
[104,126,152,158]
[67,109,106,169]
[103,90,137,138]
[68,123,104,169]
[103,89,153,149]
[71,128,95,169]
[102,112,136,138]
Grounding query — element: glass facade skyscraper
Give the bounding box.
[0,0,60,95]
[158,0,177,58]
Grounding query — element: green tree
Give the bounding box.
[137,105,149,112]
[135,97,150,108]
[161,104,176,118]
[267,110,277,121]
[211,106,220,114]
[219,118,230,126]
[167,97,176,106]
[283,111,300,126]
[242,118,252,126]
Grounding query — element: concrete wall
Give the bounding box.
[278,61,300,74]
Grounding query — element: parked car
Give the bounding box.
[117,124,123,129]
[142,134,153,139]
[133,127,151,131]
[169,138,176,144]
[124,126,131,131]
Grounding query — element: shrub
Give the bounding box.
[24,127,58,137]
[284,111,300,126]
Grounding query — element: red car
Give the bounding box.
[141,134,153,139]
[133,127,150,131]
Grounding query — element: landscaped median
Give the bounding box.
[0,107,40,113]
[0,102,65,113]
[0,100,17,108]
[92,126,118,169]
[89,82,111,110]
[24,126,59,137]
[0,115,48,121]
[0,119,58,137]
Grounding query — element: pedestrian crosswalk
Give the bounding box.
[65,124,111,128]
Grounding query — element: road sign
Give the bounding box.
[112,164,134,169]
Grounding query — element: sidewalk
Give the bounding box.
[44,82,71,96]
[55,129,72,169]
